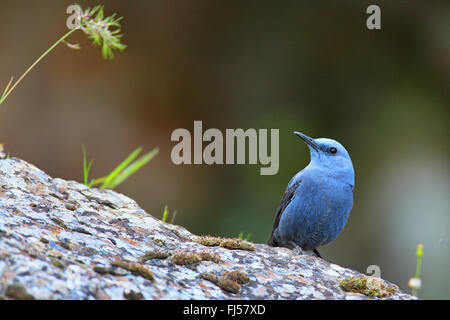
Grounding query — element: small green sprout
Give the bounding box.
[82,146,158,190]
[237,231,252,241]
[408,243,423,297]
[82,144,94,186]
[162,205,169,222]
[1,4,126,106]
[161,205,177,223]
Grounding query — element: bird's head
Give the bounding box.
[294,131,355,187]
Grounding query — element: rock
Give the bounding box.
[0,157,413,300]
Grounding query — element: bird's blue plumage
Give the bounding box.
[268,132,355,254]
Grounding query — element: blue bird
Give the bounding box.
[268,132,355,257]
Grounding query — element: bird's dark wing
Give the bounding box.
[268,178,302,246]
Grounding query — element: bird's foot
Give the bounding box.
[290,244,323,259]
[290,243,305,256]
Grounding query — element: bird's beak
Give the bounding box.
[294,131,320,151]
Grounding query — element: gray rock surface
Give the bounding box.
[0,156,413,300]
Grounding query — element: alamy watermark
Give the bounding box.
[366,5,381,30]
[366,264,381,278]
[66,4,81,29]
[171,121,279,175]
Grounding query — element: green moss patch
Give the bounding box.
[340,276,397,298]
[111,260,155,281]
[200,270,250,294]
[199,251,221,263]
[50,217,68,229]
[171,252,202,265]
[5,284,35,300]
[140,250,171,262]
[170,250,222,265]
[194,236,255,251]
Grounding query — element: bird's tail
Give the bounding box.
[267,233,279,247]
[313,249,322,258]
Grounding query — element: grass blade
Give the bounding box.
[100,147,143,189]
[162,205,168,222]
[107,148,158,189]
[82,145,93,186]
[0,77,14,104]
[89,176,106,187]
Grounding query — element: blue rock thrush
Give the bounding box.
[268,132,355,257]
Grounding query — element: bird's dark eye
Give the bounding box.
[329,147,337,154]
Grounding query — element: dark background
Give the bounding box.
[0,0,448,299]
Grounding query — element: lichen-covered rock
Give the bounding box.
[0,157,413,300]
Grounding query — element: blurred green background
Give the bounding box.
[0,0,448,299]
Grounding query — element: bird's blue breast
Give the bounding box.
[275,171,353,250]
